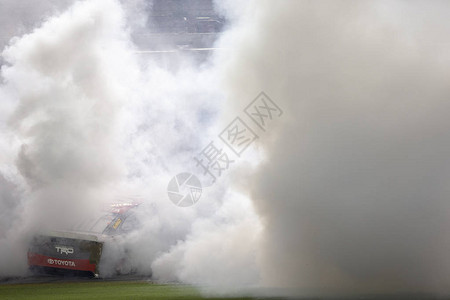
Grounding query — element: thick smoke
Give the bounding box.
[2,0,450,298]
[0,0,261,288]
[0,0,135,274]
[0,0,74,239]
[221,0,450,296]
[0,0,74,63]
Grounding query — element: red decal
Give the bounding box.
[28,252,97,272]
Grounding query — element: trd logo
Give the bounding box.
[55,246,74,255]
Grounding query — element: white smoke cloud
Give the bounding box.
[0,0,262,289]
[220,0,450,297]
[0,0,136,274]
[0,0,74,62]
[3,0,450,298]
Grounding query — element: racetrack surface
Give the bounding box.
[1,276,438,299]
[0,278,277,300]
[0,281,250,300]
[0,273,152,285]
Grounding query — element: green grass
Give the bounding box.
[0,281,257,300]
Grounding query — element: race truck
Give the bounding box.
[27,203,141,277]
